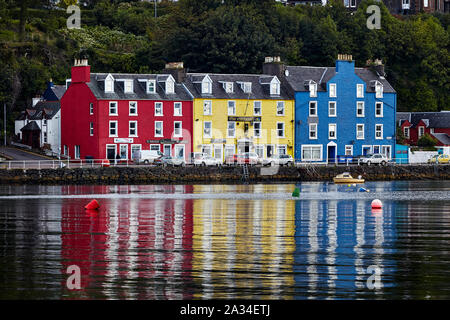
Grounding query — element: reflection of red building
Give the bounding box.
[60,185,194,299]
[61,59,193,161]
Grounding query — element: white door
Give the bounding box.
[120,144,128,160]
[164,144,171,156]
[214,144,223,161]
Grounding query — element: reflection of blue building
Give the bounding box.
[284,55,397,163]
[293,196,397,299]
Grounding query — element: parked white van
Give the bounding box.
[139,150,163,164]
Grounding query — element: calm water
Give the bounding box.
[0,181,450,300]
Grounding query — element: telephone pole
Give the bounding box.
[3,103,6,146]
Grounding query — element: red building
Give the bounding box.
[397,111,450,146]
[61,60,193,161]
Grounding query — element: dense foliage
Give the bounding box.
[0,0,449,139]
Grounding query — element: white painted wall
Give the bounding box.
[408,150,438,163]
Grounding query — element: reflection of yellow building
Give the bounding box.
[192,185,295,299]
[184,74,294,160]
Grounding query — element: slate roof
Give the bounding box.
[50,85,66,100]
[396,111,450,129]
[284,65,395,93]
[20,121,41,132]
[183,73,292,100]
[86,73,193,101]
[432,133,450,146]
[15,101,60,121]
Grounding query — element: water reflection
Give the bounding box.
[0,182,450,299]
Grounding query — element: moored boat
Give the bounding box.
[333,172,365,184]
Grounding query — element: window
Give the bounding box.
[276,101,285,116]
[150,144,160,152]
[174,121,182,137]
[109,121,118,137]
[356,124,364,139]
[74,145,80,159]
[202,145,212,157]
[375,102,383,117]
[124,79,133,93]
[328,101,336,117]
[131,145,141,161]
[166,79,174,94]
[63,145,68,156]
[424,0,429,7]
[375,82,383,98]
[254,101,262,116]
[329,83,336,97]
[309,101,317,117]
[375,124,383,139]
[309,82,317,97]
[277,145,287,155]
[329,124,336,139]
[225,145,235,158]
[203,100,212,115]
[43,132,47,143]
[43,119,47,126]
[277,122,285,138]
[357,84,364,98]
[228,101,236,116]
[105,78,114,93]
[302,145,322,161]
[90,122,94,136]
[240,82,252,93]
[309,123,317,139]
[174,102,182,116]
[270,82,280,95]
[204,121,212,138]
[147,80,156,94]
[419,126,425,138]
[155,102,163,116]
[129,101,137,116]
[345,145,353,156]
[357,101,365,117]
[224,82,233,93]
[155,121,163,137]
[227,122,236,138]
[129,121,137,137]
[350,0,356,8]
[89,103,93,115]
[109,102,118,116]
[202,79,212,94]
[373,145,380,154]
[404,127,410,138]
[253,122,261,138]
[255,145,264,159]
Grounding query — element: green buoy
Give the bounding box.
[292,188,300,197]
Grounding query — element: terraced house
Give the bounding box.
[183,71,295,161]
[281,55,396,163]
[61,60,193,161]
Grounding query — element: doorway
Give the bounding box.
[106,145,116,161]
[267,145,274,158]
[327,144,336,164]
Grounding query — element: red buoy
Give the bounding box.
[371,199,382,209]
[101,159,110,167]
[85,199,100,210]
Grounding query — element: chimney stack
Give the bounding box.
[262,56,285,78]
[71,59,91,83]
[163,62,186,83]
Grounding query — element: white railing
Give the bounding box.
[0,158,448,170]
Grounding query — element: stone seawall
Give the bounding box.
[0,165,449,185]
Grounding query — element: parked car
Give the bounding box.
[139,150,163,164]
[225,154,238,165]
[428,154,450,164]
[262,154,294,166]
[358,153,389,166]
[237,152,260,165]
[158,156,186,167]
[194,155,222,166]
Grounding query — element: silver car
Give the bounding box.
[262,154,294,166]
[358,153,389,166]
[160,156,186,167]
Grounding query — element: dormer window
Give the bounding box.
[147,80,156,94]
[166,78,175,94]
[268,77,280,96]
[239,82,252,94]
[105,74,114,93]
[201,76,212,94]
[375,82,383,98]
[122,79,133,93]
[309,81,317,97]
[223,82,233,93]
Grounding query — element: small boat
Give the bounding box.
[333,172,365,184]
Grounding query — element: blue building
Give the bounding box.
[282,55,396,163]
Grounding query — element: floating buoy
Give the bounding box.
[101,159,110,167]
[371,199,382,209]
[292,188,300,197]
[359,187,370,193]
[85,199,100,210]
[371,208,383,216]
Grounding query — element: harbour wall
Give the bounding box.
[0,165,449,185]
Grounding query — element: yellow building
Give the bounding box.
[183,73,295,160]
